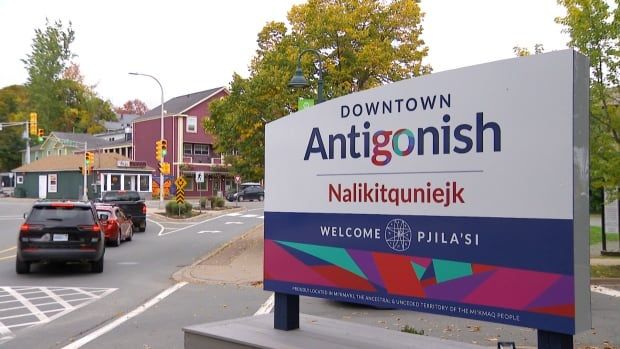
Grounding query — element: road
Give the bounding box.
[0,198,619,348]
[0,198,268,348]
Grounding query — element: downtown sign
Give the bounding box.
[264,50,591,335]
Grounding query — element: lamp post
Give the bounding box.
[273,49,327,332]
[288,49,324,104]
[129,72,165,209]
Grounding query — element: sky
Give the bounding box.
[0,0,571,109]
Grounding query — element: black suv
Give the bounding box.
[16,201,105,274]
[227,185,264,202]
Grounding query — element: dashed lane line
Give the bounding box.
[591,285,620,298]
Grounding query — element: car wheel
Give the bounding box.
[259,195,264,202]
[91,255,104,273]
[112,229,121,247]
[126,226,133,241]
[16,255,30,274]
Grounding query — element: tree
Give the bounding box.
[556,0,619,201]
[0,85,28,171]
[206,0,430,180]
[23,20,116,134]
[115,99,149,116]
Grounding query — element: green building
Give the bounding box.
[12,153,154,200]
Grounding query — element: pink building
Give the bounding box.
[132,87,231,198]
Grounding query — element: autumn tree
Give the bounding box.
[115,99,149,116]
[0,85,28,171]
[206,0,430,180]
[23,20,115,134]
[556,0,619,201]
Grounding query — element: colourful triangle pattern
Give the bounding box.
[433,259,473,283]
[412,262,427,280]
[278,241,367,279]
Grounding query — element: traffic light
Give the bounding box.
[161,139,167,157]
[159,162,170,175]
[87,152,94,165]
[29,112,38,136]
[155,140,162,161]
[37,128,44,142]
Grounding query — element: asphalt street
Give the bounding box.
[0,198,267,349]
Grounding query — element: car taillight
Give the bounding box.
[51,203,74,208]
[78,225,101,232]
[142,205,146,214]
[20,224,43,232]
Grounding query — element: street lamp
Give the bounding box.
[288,49,324,104]
[129,72,165,208]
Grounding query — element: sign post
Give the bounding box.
[265,50,590,344]
[234,175,241,208]
[175,176,187,216]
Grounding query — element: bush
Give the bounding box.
[209,196,225,208]
[199,197,207,209]
[165,200,193,216]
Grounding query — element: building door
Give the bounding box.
[38,175,47,199]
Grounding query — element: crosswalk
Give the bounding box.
[224,212,264,219]
[0,286,116,344]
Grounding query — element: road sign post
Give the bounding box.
[174,176,187,216]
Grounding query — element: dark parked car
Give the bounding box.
[16,201,105,274]
[95,204,133,246]
[99,190,146,232]
[227,185,264,202]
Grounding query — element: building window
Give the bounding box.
[183,175,194,191]
[194,144,209,155]
[17,176,23,184]
[183,143,193,155]
[46,150,51,156]
[213,178,221,193]
[186,116,197,133]
[197,180,207,191]
[139,175,150,192]
[57,149,62,155]
[110,175,121,190]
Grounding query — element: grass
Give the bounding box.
[401,325,425,335]
[589,226,619,246]
[591,265,620,278]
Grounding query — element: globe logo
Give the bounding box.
[384,218,412,252]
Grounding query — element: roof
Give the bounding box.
[104,113,139,131]
[12,153,154,173]
[47,132,112,149]
[134,87,226,123]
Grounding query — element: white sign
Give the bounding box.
[604,189,619,234]
[234,175,241,183]
[48,174,57,193]
[265,50,590,335]
[195,171,205,183]
[117,160,130,167]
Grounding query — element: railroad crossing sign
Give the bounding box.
[195,171,204,183]
[234,175,241,183]
[175,176,187,204]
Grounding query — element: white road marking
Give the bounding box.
[0,247,16,254]
[254,293,274,316]
[0,217,22,221]
[40,288,73,311]
[0,256,14,261]
[225,221,243,225]
[591,285,620,298]
[241,214,258,218]
[225,212,242,216]
[2,287,48,322]
[61,282,187,349]
[147,218,165,236]
[158,215,229,236]
[257,216,264,219]
[197,230,222,234]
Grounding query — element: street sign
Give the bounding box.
[234,175,241,183]
[195,171,204,183]
[175,176,187,189]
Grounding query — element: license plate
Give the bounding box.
[53,234,69,242]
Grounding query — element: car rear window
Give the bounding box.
[102,191,140,201]
[28,206,95,225]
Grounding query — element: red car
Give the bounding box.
[95,204,133,246]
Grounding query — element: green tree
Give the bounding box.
[0,85,28,171]
[556,0,620,201]
[206,0,430,180]
[23,20,115,134]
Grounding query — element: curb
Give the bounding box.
[172,223,264,286]
[591,278,620,285]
